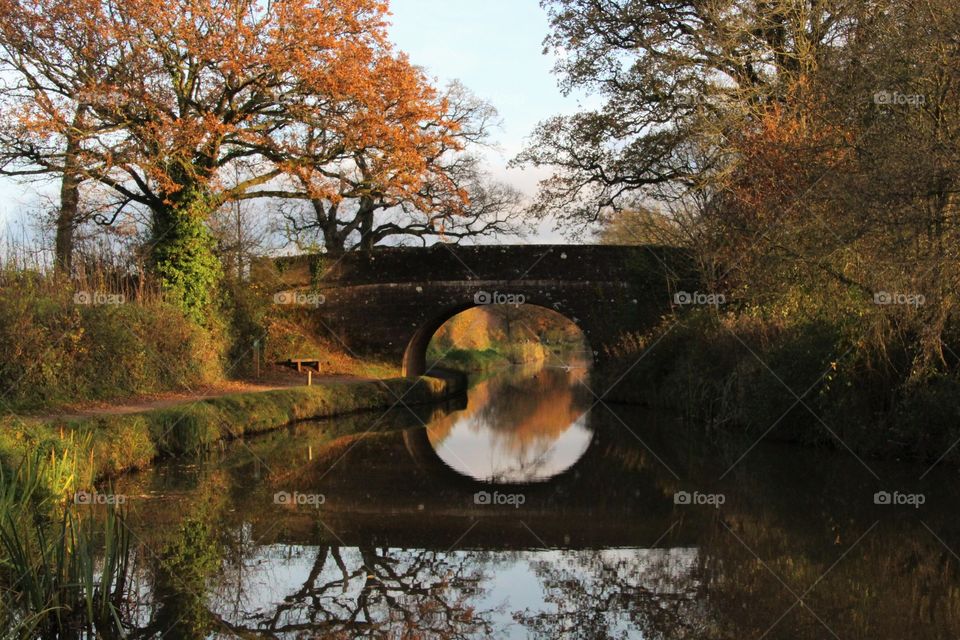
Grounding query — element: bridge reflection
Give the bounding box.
[239,401,706,550]
[424,363,594,483]
[111,375,960,640]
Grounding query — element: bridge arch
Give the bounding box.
[267,245,697,375]
[402,302,471,377]
[402,301,593,376]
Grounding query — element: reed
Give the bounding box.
[0,452,133,639]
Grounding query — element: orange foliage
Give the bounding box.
[427,368,586,452]
[0,0,461,215]
[432,308,499,350]
[723,82,855,229]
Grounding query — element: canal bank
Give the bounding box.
[0,372,466,491]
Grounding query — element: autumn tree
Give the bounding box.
[703,0,960,373]
[0,0,458,319]
[277,81,524,253]
[515,0,867,233]
[840,0,960,373]
[594,206,688,246]
[534,0,960,374]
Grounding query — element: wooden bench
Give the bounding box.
[286,358,322,373]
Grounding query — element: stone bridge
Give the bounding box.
[268,244,697,375]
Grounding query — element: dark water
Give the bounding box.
[108,362,960,639]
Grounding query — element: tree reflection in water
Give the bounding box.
[104,363,960,639]
[427,364,595,483]
[114,522,960,639]
[242,545,496,638]
[138,538,712,638]
[118,538,499,638]
[515,548,707,639]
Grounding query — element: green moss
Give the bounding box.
[150,185,222,323]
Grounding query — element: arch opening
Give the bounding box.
[402,303,592,377]
[408,303,595,484]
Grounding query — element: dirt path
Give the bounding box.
[29,373,375,422]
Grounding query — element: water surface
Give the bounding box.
[108,362,960,639]
[427,363,593,482]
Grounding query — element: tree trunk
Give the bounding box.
[150,184,222,322]
[358,197,375,252]
[312,199,345,255]
[55,106,87,274]
[54,190,76,274]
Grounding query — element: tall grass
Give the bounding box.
[0,453,133,639]
[0,228,165,306]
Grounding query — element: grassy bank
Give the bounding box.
[0,270,225,413]
[0,269,398,414]
[599,310,960,463]
[0,375,464,493]
[428,341,549,374]
[0,372,463,638]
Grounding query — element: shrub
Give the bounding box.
[0,272,223,412]
[501,340,549,364]
[598,306,960,462]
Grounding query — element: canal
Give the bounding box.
[109,361,960,638]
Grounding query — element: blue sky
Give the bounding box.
[388,0,575,172]
[387,0,588,240]
[0,1,579,238]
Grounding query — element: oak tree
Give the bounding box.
[276,81,524,253]
[0,0,460,318]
